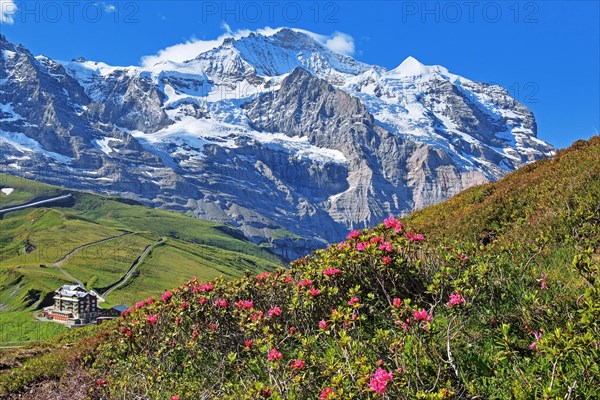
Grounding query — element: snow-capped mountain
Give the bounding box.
[0,29,554,259]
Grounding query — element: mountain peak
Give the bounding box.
[389,56,430,77]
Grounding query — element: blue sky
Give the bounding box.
[1,0,598,149]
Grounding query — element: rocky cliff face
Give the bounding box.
[0,29,554,260]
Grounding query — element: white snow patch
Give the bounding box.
[0,103,24,122]
[93,137,123,155]
[1,188,14,196]
[0,130,72,163]
[2,50,16,62]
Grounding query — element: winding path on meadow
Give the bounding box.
[51,232,137,289]
[101,237,165,298]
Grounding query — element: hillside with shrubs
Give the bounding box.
[1,136,599,399]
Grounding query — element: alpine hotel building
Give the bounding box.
[49,284,98,324]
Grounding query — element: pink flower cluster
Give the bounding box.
[446,293,465,307]
[369,367,393,394]
[405,232,424,242]
[267,348,282,362]
[348,297,359,306]
[214,298,228,308]
[320,387,335,399]
[392,298,402,307]
[384,216,403,233]
[256,272,271,281]
[297,279,313,288]
[379,241,393,252]
[196,282,214,292]
[308,287,321,296]
[268,306,282,317]
[146,314,158,324]
[337,242,351,250]
[234,300,254,309]
[161,290,172,302]
[319,320,328,330]
[290,359,305,370]
[347,229,361,240]
[323,267,342,276]
[413,309,432,322]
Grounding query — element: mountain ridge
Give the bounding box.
[0,29,554,259]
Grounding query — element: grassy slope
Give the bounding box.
[0,174,283,343]
[1,137,598,398]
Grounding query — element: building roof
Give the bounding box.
[112,304,129,313]
[56,284,96,298]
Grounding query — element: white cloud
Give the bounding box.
[105,4,116,13]
[140,36,228,67]
[221,21,233,35]
[140,27,356,68]
[1,0,17,24]
[324,32,355,56]
[294,29,356,56]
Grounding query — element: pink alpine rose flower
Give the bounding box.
[267,348,282,362]
[337,242,350,250]
[290,359,305,370]
[256,272,270,281]
[382,256,392,265]
[234,300,254,309]
[198,282,214,292]
[308,287,321,297]
[323,267,342,276]
[346,229,361,240]
[268,306,282,317]
[384,216,403,232]
[214,298,228,308]
[320,387,335,399]
[348,297,359,306]
[369,367,393,394]
[319,320,328,330]
[413,309,432,322]
[446,293,465,307]
[379,241,393,252]
[405,232,424,242]
[297,279,313,288]
[161,290,172,302]
[392,298,402,307]
[146,314,158,324]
